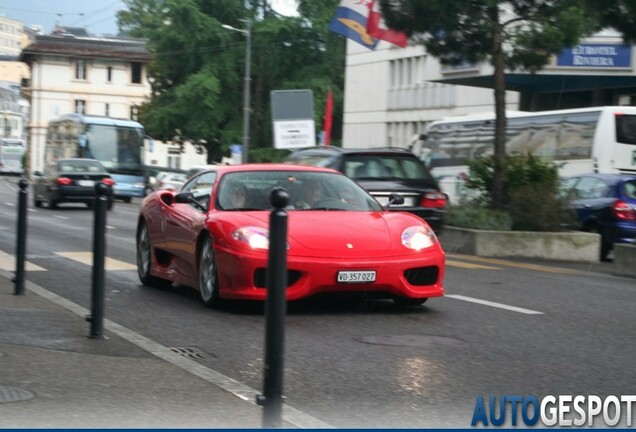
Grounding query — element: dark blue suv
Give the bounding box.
[562,173,636,261]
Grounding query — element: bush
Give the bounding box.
[451,154,573,231]
[446,204,512,231]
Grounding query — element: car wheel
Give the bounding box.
[136,221,170,287]
[587,225,612,262]
[122,197,132,203]
[393,297,428,307]
[198,235,220,308]
[33,192,43,208]
[107,200,114,211]
[47,190,57,209]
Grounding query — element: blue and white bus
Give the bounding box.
[45,114,152,202]
[0,138,26,175]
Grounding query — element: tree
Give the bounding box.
[117,0,345,163]
[378,0,595,209]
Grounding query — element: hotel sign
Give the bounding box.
[557,43,632,68]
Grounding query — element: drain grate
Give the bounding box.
[357,335,466,347]
[169,346,210,359]
[0,386,36,403]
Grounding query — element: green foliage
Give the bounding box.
[461,154,574,231]
[117,0,345,163]
[446,204,512,231]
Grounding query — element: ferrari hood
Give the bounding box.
[231,211,396,255]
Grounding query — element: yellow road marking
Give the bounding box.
[56,252,137,271]
[0,250,47,271]
[448,253,581,275]
[446,259,501,270]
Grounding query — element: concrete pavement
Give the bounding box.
[0,269,322,428]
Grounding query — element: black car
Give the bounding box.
[285,147,447,232]
[33,158,114,209]
[561,173,636,261]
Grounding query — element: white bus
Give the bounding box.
[414,106,636,203]
[0,138,26,175]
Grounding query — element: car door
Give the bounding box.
[163,171,217,278]
[571,176,611,226]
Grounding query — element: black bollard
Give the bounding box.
[14,178,29,296]
[88,181,110,339]
[257,187,289,428]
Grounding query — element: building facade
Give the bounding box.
[19,33,206,173]
[342,30,636,150]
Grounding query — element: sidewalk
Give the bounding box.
[0,270,293,428]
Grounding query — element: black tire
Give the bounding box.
[393,297,428,307]
[136,221,170,287]
[47,190,57,209]
[122,197,132,203]
[198,235,220,308]
[587,225,612,262]
[107,200,114,211]
[33,192,43,208]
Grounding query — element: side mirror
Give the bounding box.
[174,191,193,204]
[384,193,405,209]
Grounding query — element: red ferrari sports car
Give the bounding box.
[136,164,445,307]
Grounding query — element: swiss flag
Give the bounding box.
[366,0,408,48]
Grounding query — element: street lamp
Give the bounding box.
[222,19,252,164]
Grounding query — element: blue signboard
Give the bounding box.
[557,43,632,68]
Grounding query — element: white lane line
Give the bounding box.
[446,294,544,315]
[53,215,68,220]
[55,251,137,271]
[0,250,47,271]
[0,268,333,429]
[5,202,15,206]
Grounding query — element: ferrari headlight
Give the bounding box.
[232,226,269,249]
[401,226,436,250]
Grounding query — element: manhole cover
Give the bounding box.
[0,386,36,403]
[169,347,212,359]
[357,335,466,347]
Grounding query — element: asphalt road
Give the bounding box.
[1,175,634,428]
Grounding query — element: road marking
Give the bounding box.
[446,294,544,315]
[0,268,333,429]
[55,251,137,271]
[53,215,68,220]
[448,253,581,274]
[446,259,500,270]
[0,250,47,272]
[5,202,15,206]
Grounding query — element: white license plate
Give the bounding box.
[78,180,95,187]
[337,270,376,283]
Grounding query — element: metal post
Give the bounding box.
[257,187,289,428]
[242,18,252,164]
[14,178,28,295]
[87,181,110,339]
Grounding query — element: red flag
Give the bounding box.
[366,0,408,48]
[322,89,333,146]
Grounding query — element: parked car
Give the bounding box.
[143,166,186,195]
[561,173,636,261]
[156,172,188,191]
[284,147,447,232]
[136,164,446,307]
[33,158,114,210]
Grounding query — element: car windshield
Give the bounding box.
[343,154,435,182]
[217,171,383,211]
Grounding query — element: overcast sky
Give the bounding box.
[1,0,298,37]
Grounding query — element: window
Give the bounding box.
[167,148,181,169]
[131,62,142,84]
[130,105,139,121]
[105,103,110,117]
[75,60,87,80]
[107,66,113,82]
[75,100,86,115]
